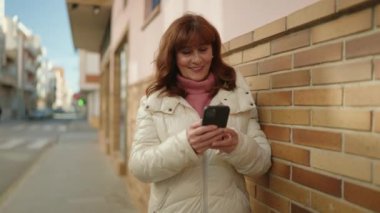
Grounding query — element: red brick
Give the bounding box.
[258,55,292,74]
[261,125,291,142]
[344,182,380,212]
[374,162,380,186]
[248,173,270,188]
[256,186,290,212]
[257,108,271,123]
[375,111,380,133]
[292,167,342,197]
[345,133,380,159]
[287,0,335,29]
[229,32,253,50]
[226,52,243,65]
[294,88,342,106]
[311,60,372,85]
[254,18,286,41]
[294,43,342,68]
[238,62,258,77]
[291,203,312,213]
[272,109,310,125]
[243,43,270,62]
[311,192,365,213]
[257,91,292,106]
[337,0,373,11]
[311,9,372,44]
[346,32,380,58]
[270,176,310,206]
[375,59,380,80]
[271,30,310,54]
[345,84,380,106]
[245,75,270,91]
[312,109,371,131]
[251,199,271,213]
[270,160,291,179]
[271,142,310,166]
[272,70,310,88]
[293,128,342,151]
[311,149,371,181]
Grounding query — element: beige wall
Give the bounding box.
[79,50,100,90]
[111,0,317,85]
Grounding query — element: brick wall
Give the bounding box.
[223,0,380,212]
[122,1,380,212]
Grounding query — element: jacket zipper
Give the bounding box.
[181,99,210,212]
[202,151,208,213]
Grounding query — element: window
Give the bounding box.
[143,0,161,29]
[152,0,160,9]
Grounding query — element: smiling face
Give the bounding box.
[176,43,213,81]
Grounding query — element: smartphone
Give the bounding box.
[202,105,230,128]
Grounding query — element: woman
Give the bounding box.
[129,13,271,213]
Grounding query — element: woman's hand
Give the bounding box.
[211,128,239,154]
[187,121,224,155]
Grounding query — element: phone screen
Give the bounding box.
[202,105,230,128]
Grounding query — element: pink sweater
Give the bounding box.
[177,74,215,118]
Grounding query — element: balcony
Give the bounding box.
[24,60,39,73]
[0,67,17,87]
[24,81,36,92]
[25,42,42,58]
[6,48,17,60]
[5,33,18,50]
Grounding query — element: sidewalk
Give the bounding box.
[0,120,138,213]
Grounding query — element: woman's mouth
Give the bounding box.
[189,66,204,72]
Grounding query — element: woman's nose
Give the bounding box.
[191,52,201,63]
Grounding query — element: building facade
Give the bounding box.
[52,66,71,111]
[36,60,56,110]
[78,49,101,128]
[67,0,380,212]
[0,17,42,120]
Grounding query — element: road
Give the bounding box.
[0,119,70,200]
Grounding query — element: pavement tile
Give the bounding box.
[0,120,138,213]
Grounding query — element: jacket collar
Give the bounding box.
[144,72,255,114]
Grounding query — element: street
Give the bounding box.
[0,119,69,201]
[0,118,138,213]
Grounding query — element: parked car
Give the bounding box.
[28,109,53,120]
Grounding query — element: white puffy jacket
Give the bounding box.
[129,72,271,213]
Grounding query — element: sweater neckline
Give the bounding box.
[177,73,215,95]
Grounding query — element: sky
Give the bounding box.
[5,0,79,93]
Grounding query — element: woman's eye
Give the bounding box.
[180,49,191,55]
[199,46,209,52]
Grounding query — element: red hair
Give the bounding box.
[146,13,236,97]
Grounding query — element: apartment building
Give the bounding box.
[52,66,71,111]
[36,60,56,110]
[0,17,42,119]
[66,0,380,212]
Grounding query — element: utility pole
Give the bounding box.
[16,26,25,119]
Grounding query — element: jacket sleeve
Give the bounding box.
[219,108,271,177]
[128,97,199,183]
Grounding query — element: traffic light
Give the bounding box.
[73,92,86,107]
[77,98,86,106]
